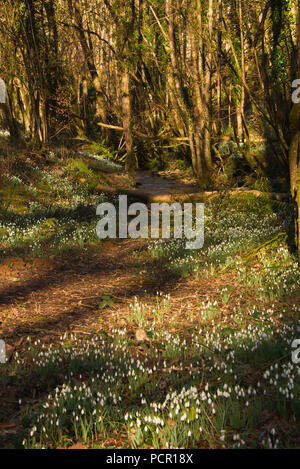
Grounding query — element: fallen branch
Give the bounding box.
[97,122,189,142]
[96,183,290,203]
[216,232,288,275]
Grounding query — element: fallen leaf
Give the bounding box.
[68,443,87,449]
[166,419,176,428]
[135,328,148,342]
[0,422,18,435]
[5,344,14,361]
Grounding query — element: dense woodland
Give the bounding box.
[1,0,300,450]
[0,1,299,190]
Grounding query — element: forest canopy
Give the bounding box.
[0,1,297,168]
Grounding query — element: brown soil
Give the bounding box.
[0,238,237,350]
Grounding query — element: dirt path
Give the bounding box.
[0,171,282,348]
[0,171,201,344]
[0,237,233,348]
[135,170,198,195]
[96,169,203,203]
[101,170,288,203]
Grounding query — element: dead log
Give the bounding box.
[95,184,290,203]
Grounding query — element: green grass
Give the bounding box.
[0,159,117,260]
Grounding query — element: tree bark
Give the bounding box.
[68,0,107,135]
[289,0,300,254]
[122,70,136,177]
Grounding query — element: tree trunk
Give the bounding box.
[68,0,107,137]
[122,70,136,177]
[289,0,300,255]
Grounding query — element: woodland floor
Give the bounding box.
[0,168,281,347]
[0,168,202,343]
[0,239,241,345]
[1,150,300,449]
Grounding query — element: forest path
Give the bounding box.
[0,169,204,346]
[0,237,231,346]
[135,170,198,196]
[96,168,204,203]
[100,170,288,203]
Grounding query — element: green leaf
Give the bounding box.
[188,406,196,422]
[98,295,114,309]
[221,327,235,337]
